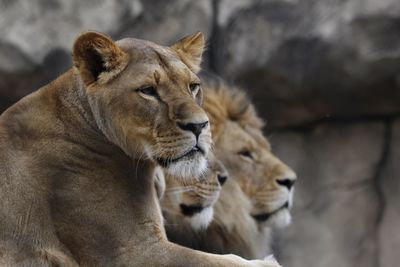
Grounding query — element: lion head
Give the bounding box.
[158,153,228,230]
[72,31,212,179]
[202,77,296,228]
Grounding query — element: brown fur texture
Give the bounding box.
[161,153,227,231]
[202,76,297,230]
[162,75,296,259]
[0,31,279,267]
[171,32,205,73]
[164,178,266,260]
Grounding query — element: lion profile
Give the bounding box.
[0,31,279,267]
[162,75,296,259]
[202,76,297,230]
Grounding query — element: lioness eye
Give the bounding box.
[189,83,200,95]
[239,150,253,160]
[137,86,159,98]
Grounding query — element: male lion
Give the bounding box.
[0,31,280,267]
[161,76,297,259]
[202,77,297,230]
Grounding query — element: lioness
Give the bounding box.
[0,31,280,267]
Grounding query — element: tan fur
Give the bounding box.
[202,77,264,141]
[161,153,227,231]
[160,77,295,259]
[170,178,272,258]
[0,32,282,267]
[171,32,205,73]
[202,77,297,229]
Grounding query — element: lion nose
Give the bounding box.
[276,178,296,190]
[178,121,208,138]
[217,174,228,186]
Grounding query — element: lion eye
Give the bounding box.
[239,150,253,160]
[189,83,200,95]
[137,86,159,98]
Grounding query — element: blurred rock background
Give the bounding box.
[0,0,399,266]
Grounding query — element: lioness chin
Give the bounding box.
[0,31,280,267]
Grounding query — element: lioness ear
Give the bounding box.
[171,32,205,73]
[72,31,129,85]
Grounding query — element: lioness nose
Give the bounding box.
[178,121,208,138]
[217,174,228,186]
[276,178,296,190]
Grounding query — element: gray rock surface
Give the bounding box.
[216,0,400,128]
[118,0,212,46]
[271,122,385,267]
[0,0,142,66]
[379,119,400,267]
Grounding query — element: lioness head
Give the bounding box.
[203,80,296,228]
[159,153,228,230]
[72,31,211,178]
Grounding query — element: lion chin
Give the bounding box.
[187,206,214,231]
[266,209,292,228]
[161,152,208,180]
[260,192,294,228]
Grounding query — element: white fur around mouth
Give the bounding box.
[269,208,292,228]
[188,206,214,231]
[163,155,207,180]
[252,200,293,228]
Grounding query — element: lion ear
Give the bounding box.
[171,32,205,73]
[72,31,129,85]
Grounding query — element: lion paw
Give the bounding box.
[247,258,282,267]
[224,254,282,267]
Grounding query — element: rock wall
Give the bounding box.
[271,121,387,267]
[0,1,399,266]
